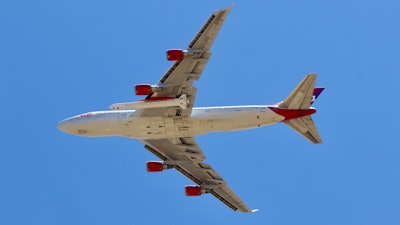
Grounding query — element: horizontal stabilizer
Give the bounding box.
[284,116,322,144]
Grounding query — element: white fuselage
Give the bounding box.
[58,106,285,139]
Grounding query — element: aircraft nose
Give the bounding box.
[57,115,92,136]
[57,118,74,134]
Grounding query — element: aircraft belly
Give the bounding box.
[192,108,284,133]
[124,117,203,139]
[84,116,130,137]
[77,108,284,138]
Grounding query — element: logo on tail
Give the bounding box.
[311,87,325,105]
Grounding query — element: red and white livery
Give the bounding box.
[58,5,324,212]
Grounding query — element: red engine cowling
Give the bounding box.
[135,84,152,96]
[146,161,164,172]
[166,49,185,61]
[185,185,202,196]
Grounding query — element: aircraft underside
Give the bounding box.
[57,5,324,212]
[59,106,285,139]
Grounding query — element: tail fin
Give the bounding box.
[278,74,324,144]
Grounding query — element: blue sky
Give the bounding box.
[1,0,400,224]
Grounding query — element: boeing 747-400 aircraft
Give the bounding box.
[58,6,324,212]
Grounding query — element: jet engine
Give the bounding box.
[135,84,155,96]
[166,49,186,61]
[146,161,165,172]
[166,49,205,61]
[146,161,173,172]
[185,185,203,196]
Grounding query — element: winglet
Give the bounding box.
[251,209,259,213]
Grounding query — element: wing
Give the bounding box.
[136,5,233,117]
[135,6,254,212]
[141,138,254,212]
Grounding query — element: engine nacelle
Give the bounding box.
[135,84,153,96]
[166,49,187,61]
[146,161,164,172]
[185,185,203,196]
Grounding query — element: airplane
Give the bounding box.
[57,5,324,212]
